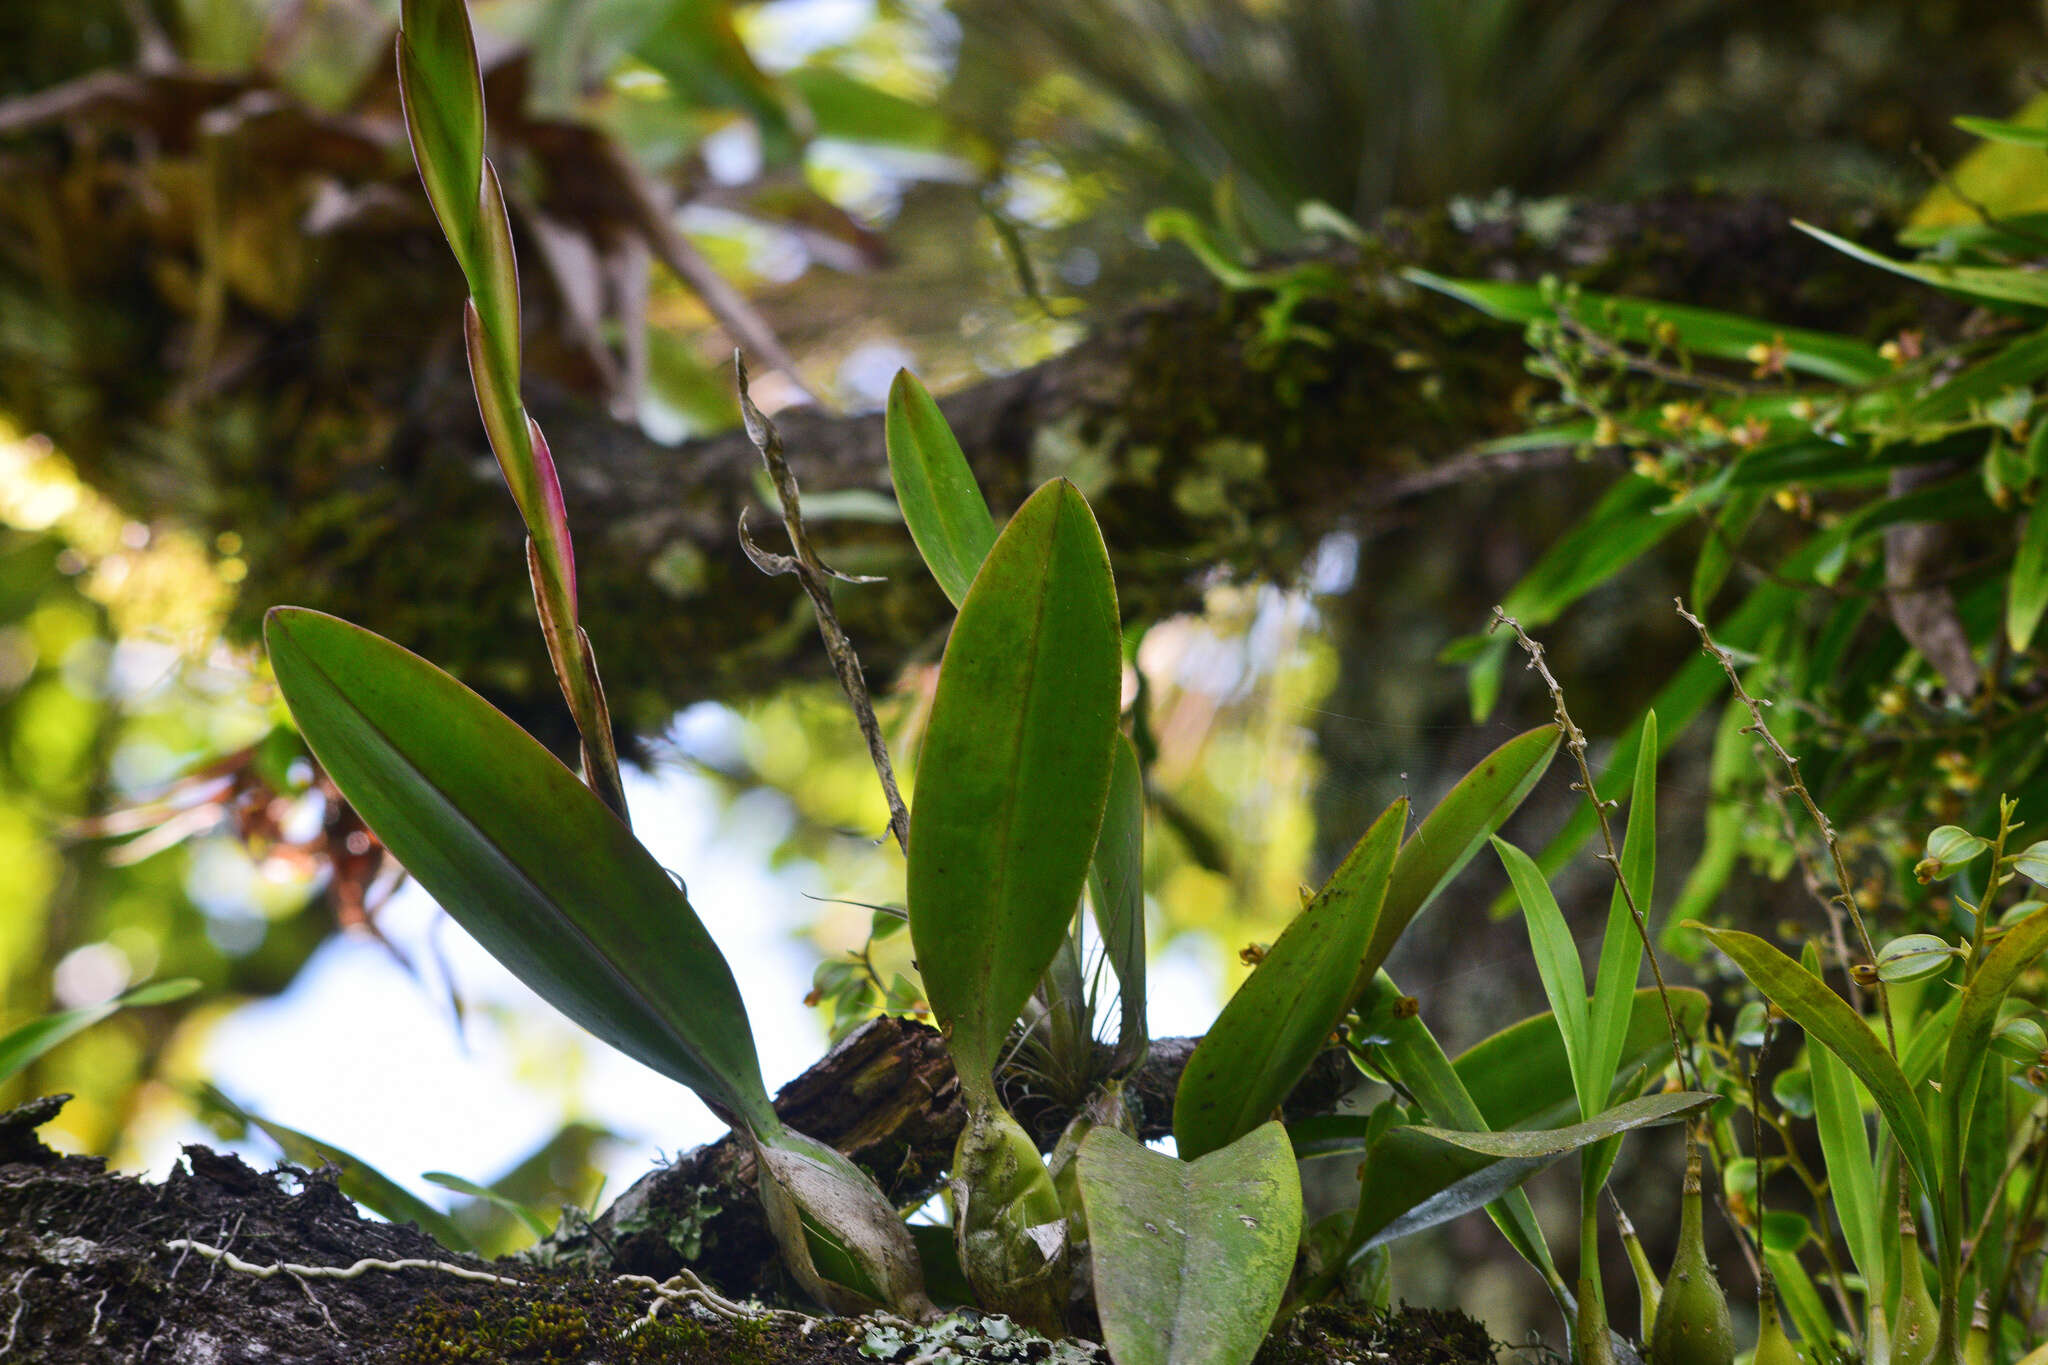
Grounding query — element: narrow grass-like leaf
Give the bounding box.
[2010,505,2048,652]
[422,1171,551,1241]
[198,1084,470,1252]
[1955,115,2048,146]
[1175,799,1405,1159]
[1456,987,1709,1133]
[1586,713,1657,1120]
[1804,938,1883,1308]
[1088,732,1147,1072]
[1406,1090,1714,1160]
[1945,905,2048,1181]
[1494,836,1598,1121]
[1796,221,2048,310]
[908,479,1121,1099]
[1351,725,1560,1001]
[886,370,997,608]
[264,608,774,1132]
[1404,269,1888,384]
[1696,926,1940,1217]
[0,978,198,1085]
[1079,1122,1302,1365]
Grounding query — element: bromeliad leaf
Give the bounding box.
[908,478,1122,1100]
[264,607,775,1134]
[1175,798,1405,1160]
[886,370,998,608]
[1351,725,1560,1003]
[1078,1123,1302,1365]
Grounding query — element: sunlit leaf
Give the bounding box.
[264,608,774,1131]
[1079,1123,1302,1365]
[907,479,1122,1098]
[0,978,198,1085]
[1176,799,1404,1159]
[886,370,998,608]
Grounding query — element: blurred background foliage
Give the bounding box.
[3,0,2048,1322]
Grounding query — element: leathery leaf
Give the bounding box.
[1088,732,1148,1072]
[1079,1122,1302,1365]
[1175,798,1405,1159]
[264,608,774,1133]
[1351,725,1560,1004]
[908,478,1121,1098]
[886,369,998,608]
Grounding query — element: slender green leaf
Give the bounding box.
[1358,972,1558,1286]
[1944,906,2048,1179]
[1176,799,1405,1159]
[1352,724,1560,1000]
[1797,221,2048,310]
[1404,269,1888,384]
[422,1171,551,1240]
[0,978,199,1085]
[1587,712,1658,1122]
[1955,115,2048,147]
[396,0,484,274]
[1695,926,1941,1219]
[1406,1090,1714,1160]
[2010,505,2048,652]
[198,1084,470,1252]
[1089,732,1148,1072]
[1494,836,1598,1121]
[908,479,1122,1097]
[886,370,999,608]
[1079,1123,1302,1365]
[1455,987,1709,1133]
[264,608,774,1131]
[1765,1246,1843,1365]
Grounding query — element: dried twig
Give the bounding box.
[1675,597,1897,1055]
[734,353,912,854]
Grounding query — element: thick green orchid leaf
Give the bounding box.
[1797,220,2048,310]
[264,607,774,1133]
[1349,1092,1710,1257]
[197,1084,469,1253]
[1586,712,1657,1119]
[1355,972,1558,1288]
[0,977,197,1085]
[886,370,998,608]
[1494,836,1597,1121]
[1078,1122,1302,1365]
[908,479,1121,1100]
[1695,926,1941,1224]
[1404,269,1888,384]
[1351,725,1560,1003]
[1945,905,2048,1186]
[1088,732,1148,1073]
[1176,799,1405,1160]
